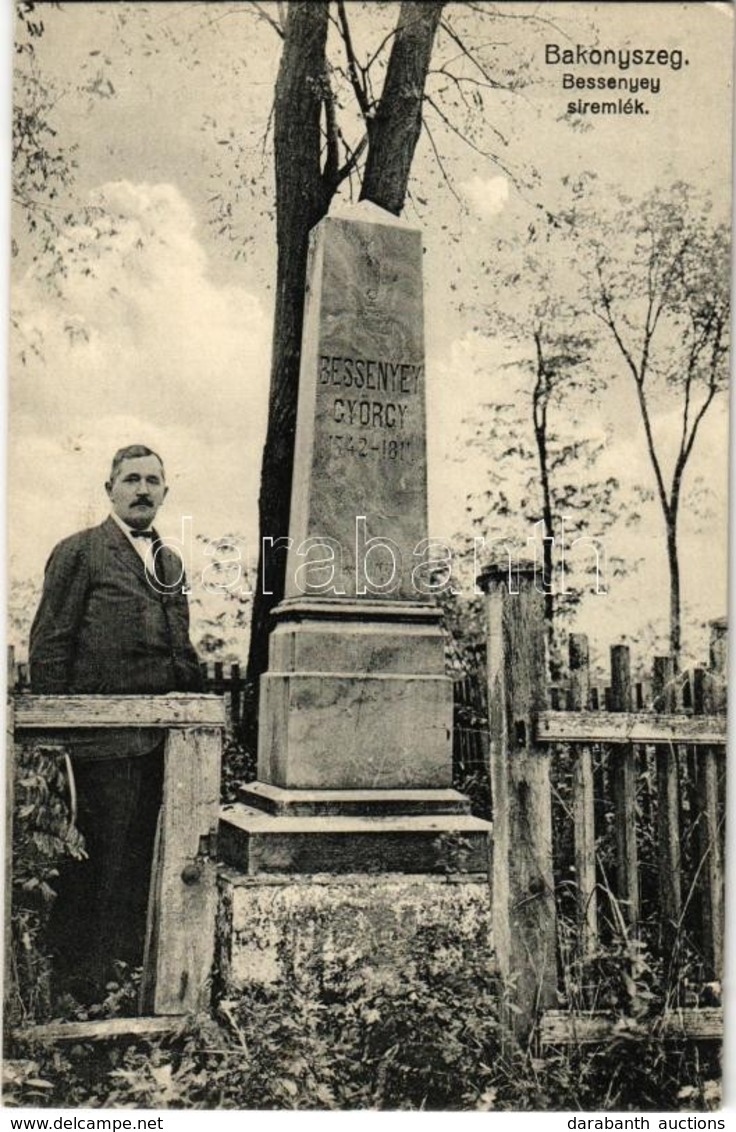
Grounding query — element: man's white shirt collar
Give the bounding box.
[111,511,154,562]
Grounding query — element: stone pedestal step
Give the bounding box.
[219,805,492,876]
[218,866,494,992]
[239,781,472,817]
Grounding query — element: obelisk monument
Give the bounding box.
[221,202,491,873]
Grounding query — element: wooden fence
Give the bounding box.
[480,565,726,1045]
[10,617,726,1047]
[12,659,249,730]
[6,648,225,1039]
[453,671,491,821]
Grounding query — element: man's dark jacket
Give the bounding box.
[29,516,202,758]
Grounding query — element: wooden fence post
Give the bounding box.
[610,644,639,929]
[230,662,241,728]
[11,694,224,1027]
[4,648,17,1036]
[652,656,681,938]
[709,618,728,700]
[481,563,556,1039]
[693,646,725,980]
[569,634,597,960]
[140,725,222,1015]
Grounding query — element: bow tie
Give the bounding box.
[130,529,155,540]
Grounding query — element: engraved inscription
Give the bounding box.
[320,353,421,463]
[319,354,423,394]
[333,400,408,429]
[328,434,413,461]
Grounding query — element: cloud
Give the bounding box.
[10,181,272,577]
[460,175,509,219]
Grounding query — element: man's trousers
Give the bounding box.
[49,742,164,1004]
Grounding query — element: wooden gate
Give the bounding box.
[6,685,225,1041]
[479,566,726,1045]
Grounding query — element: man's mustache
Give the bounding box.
[133,498,154,506]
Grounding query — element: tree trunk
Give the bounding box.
[245,2,331,699]
[246,0,444,720]
[535,422,555,631]
[360,2,444,214]
[532,334,556,656]
[666,514,681,670]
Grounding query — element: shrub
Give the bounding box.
[5,915,721,1111]
[8,742,86,1025]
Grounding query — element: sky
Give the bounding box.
[8,1,734,663]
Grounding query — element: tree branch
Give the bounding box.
[424,92,513,178]
[12,193,66,213]
[439,17,505,90]
[429,66,509,147]
[459,0,563,30]
[335,130,368,186]
[421,117,461,203]
[260,97,275,164]
[322,74,339,189]
[682,382,719,471]
[594,259,670,521]
[680,317,727,470]
[191,3,284,40]
[364,23,402,72]
[633,379,672,523]
[360,2,444,214]
[336,0,371,121]
[251,2,284,39]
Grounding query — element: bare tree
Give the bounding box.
[243,1,551,702]
[246,2,447,691]
[586,184,730,663]
[463,220,622,668]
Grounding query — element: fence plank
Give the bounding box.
[14,1016,186,1044]
[482,564,556,1038]
[652,656,682,935]
[230,662,241,727]
[537,712,724,745]
[141,728,221,1015]
[539,1007,722,1046]
[14,694,226,730]
[610,645,639,929]
[568,634,597,960]
[708,618,728,711]
[681,674,693,713]
[693,669,724,981]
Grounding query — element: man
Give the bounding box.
[29,444,202,1003]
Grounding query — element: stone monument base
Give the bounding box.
[217,868,494,991]
[240,781,472,816]
[225,591,494,876]
[219,799,492,874]
[257,599,455,791]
